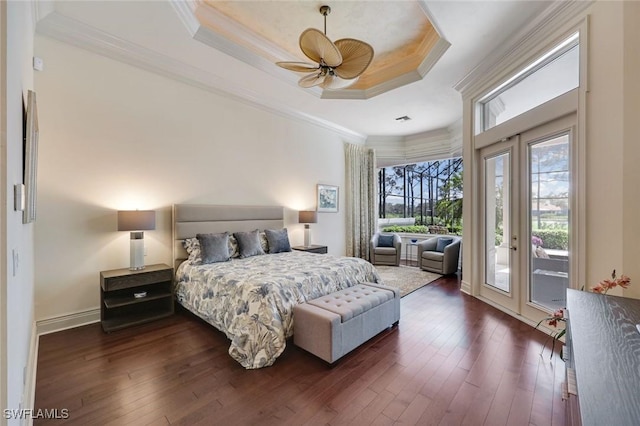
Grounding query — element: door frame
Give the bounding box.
[476,113,577,323]
[478,138,521,314]
[519,114,576,322]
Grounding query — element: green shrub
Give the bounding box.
[382,225,429,234]
[450,225,462,236]
[495,234,503,246]
[532,229,569,250]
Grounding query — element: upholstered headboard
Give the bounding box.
[172,204,284,269]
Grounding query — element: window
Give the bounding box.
[378,158,463,233]
[477,33,579,133]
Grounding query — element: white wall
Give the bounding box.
[3,0,36,421]
[584,1,625,294]
[583,0,640,298]
[622,0,640,299]
[33,36,350,322]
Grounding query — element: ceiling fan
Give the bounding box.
[276,5,374,90]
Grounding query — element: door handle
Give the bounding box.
[510,246,517,251]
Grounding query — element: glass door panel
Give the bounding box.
[480,139,520,314]
[485,153,510,292]
[528,134,570,311]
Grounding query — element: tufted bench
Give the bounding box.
[293,283,400,363]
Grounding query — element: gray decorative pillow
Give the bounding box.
[233,230,265,258]
[197,232,231,264]
[264,228,291,254]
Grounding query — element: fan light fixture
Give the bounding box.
[276,5,374,90]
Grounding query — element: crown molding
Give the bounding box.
[417,0,447,41]
[192,24,322,98]
[33,0,55,29]
[418,37,451,77]
[455,0,594,99]
[183,1,324,98]
[35,12,365,143]
[192,1,294,63]
[168,0,199,37]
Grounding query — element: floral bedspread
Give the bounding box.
[175,251,380,369]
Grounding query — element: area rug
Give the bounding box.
[374,265,441,297]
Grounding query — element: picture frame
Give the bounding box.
[317,184,339,213]
[23,90,39,224]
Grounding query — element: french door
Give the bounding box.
[480,139,521,313]
[480,115,574,321]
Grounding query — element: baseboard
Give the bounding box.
[36,309,100,336]
[23,322,38,426]
[460,279,472,295]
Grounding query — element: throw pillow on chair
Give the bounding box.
[378,235,395,247]
[436,237,454,252]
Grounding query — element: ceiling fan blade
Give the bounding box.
[333,38,374,80]
[299,28,342,68]
[276,62,320,73]
[298,72,326,88]
[320,75,359,90]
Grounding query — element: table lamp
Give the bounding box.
[298,210,317,247]
[118,210,156,270]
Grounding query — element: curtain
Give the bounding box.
[345,143,377,260]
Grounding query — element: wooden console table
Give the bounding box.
[566,289,640,425]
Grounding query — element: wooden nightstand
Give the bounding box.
[292,245,328,254]
[100,263,173,332]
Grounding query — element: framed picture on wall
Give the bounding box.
[23,90,39,224]
[317,184,339,213]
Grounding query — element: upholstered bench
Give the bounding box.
[293,283,400,363]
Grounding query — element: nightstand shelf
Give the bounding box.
[292,245,328,254]
[103,288,173,309]
[101,310,173,333]
[100,263,173,332]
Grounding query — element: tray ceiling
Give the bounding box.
[192,1,448,98]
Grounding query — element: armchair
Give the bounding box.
[417,236,461,274]
[370,233,402,266]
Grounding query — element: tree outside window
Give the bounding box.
[378,158,463,234]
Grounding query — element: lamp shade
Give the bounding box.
[298,210,318,224]
[117,210,156,231]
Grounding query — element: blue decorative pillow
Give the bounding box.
[196,232,231,264]
[378,235,395,247]
[436,237,454,252]
[233,230,265,258]
[264,228,291,254]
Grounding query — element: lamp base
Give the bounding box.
[130,232,145,270]
[304,224,311,247]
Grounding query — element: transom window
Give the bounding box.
[476,32,579,134]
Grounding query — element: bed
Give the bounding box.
[172,204,380,369]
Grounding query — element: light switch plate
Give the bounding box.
[33,56,44,71]
[14,184,24,211]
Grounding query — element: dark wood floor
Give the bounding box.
[35,275,566,425]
